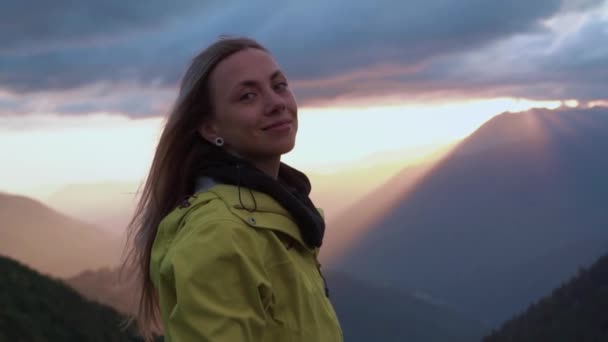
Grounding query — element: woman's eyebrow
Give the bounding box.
[232,70,285,91]
[270,70,285,80]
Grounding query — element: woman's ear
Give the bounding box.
[198,120,218,143]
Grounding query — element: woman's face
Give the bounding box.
[202,48,298,162]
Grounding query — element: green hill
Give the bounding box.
[484,252,608,341]
[0,255,157,342]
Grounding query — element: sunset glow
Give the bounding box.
[285,97,562,169]
[1,97,563,200]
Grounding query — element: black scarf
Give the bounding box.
[195,146,325,248]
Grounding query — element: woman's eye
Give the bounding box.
[240,92,256,101]
[274,82,288,91]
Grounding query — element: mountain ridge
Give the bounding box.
[333,106,608,325]
[484,252,608,341]
[0,255,157,341]
[0,191,122,277]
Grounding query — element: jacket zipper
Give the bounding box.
[314,256,343,337]
[315,258,330,298]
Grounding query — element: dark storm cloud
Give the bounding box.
[0,0,605,117]
[262,0,592,81]
[0,0,213,54]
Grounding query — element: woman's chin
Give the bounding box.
[269,136,295,152]
[264,142,296,158]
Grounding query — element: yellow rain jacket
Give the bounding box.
[150,183,343,341]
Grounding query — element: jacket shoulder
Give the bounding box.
[150,190,251,283]
[161,190,245,243]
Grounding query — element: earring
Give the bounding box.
[214,137,224,147]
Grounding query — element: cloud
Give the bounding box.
[263,0,583,80]
[0,0,212,54]
[0,0,606,117]
[411,12,608,103]
[305,2,608,105]
[0,83,175,118]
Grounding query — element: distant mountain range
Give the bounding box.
[326,271,486,342]
[0,192,122,277]
[484,252,608,341]
[0,255,158,341]
[45,181,141,236]
[65,266,137,317]
[332,106,608,326]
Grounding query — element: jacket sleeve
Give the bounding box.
[160,218,271,342]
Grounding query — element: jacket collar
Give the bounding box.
[193,146,325,248]
[193,182,317,251]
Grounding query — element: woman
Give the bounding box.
[124,36,343,341]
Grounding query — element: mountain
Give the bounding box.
[0,255,157,341]
[326,271,487,342]
[45,181,140,236]
[484,252,608,342]
[65,267,486,342]
[0,192,122,277]
[308,142,453,221]
[332,106,608,326]
[65,267,137,317]
[320,162,436,263]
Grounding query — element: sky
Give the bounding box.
[1,0,607,199]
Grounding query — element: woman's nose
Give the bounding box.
[264,89,286,115]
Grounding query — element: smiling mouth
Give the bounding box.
[262,120,292,131]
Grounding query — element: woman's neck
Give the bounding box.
[250,156,281,179]
[225,148,281,179]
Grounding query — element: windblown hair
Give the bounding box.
[122,36,268,341]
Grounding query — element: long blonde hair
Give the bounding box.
[122,36,268,341]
